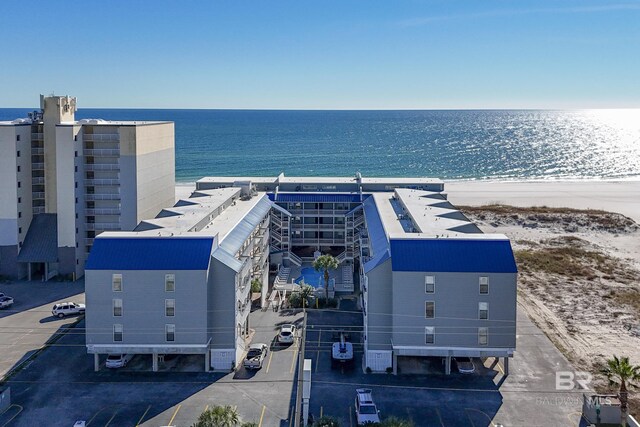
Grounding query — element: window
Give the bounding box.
[165,299,175,317]
[18,212,21,218]
[113,324,123,342]
[479,277,489,294]
[74,135,78,141]
[16,135,20,141]
[17,182,21,188]
[425,276,435,293]
[166,324,175,342]
[479,302,489,320]
[18,227,22,234]
[18,197,21,203]
[112,274,122,292]
[425,301,435,319]
[425,327,435,344]
[17,166,21,172]
[479,327,488,346]
[113,299,122,317]
[17,150,20,157]
[74,166,78,172]
[165,274,175,292]
[75,151,78,157]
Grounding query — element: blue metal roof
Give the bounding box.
[86,237,215,270]
[270,193,362,203]
[389,239,518,273]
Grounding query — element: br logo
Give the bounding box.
[556,371,592,390]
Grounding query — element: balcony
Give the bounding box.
[85,222,120,231]
[85,163,120,171]
[84,148,119,157]
[32,207,45,215]
[85,193,121,201]
[31,133,43,140]
[32,191,45,199]
[83,134,119,142]
[85,208,120,215]
[31,148,44,155]
[32,177,45,185]
[85,179,119,186]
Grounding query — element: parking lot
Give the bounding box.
[1,304,304,426]
[305,301,587,427]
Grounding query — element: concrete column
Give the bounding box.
[445,356,451,375]
[27,263,31,281]
[392,352,398,375]
[205,351,210,372]
[503,357,509,376]
[94,354,100,372]
[152,353,158,372]
[44,263,48,281]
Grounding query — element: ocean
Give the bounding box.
[2,108,639,182]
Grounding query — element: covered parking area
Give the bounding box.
[87,343,211,372]
[392,346,512,376]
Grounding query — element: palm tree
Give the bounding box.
[193,405,240,427]
[601,355,640,426]
[379,416,414,427]
[312,254,339,302]
[298,283,315,309]
[312,415,340,427]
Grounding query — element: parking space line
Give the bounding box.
[136,405,151,426]
[496,361,504,375]
[104,409,119,427]
[204,404,209,412]
[290,346,298,373]
[434,407,445,427]
[86,407,108,426]
[318,330,321,347]
[167,404,181,426]
[320,406,323,417]
[348,405,353,427]
[0,404,23,427]
[266,351,274,373]
[315,350,320,372]
[465,408,495,427]
[288,405,293,427]
[258,405,266,427]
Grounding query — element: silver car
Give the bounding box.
[52,302,85,318]
[243,343,268,370]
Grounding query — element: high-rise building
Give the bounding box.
[0,95,175,280]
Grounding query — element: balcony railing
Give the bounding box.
[31,133,43,140]
[85,208,120,215]
[85,163,120,171]
[32,207,45,215]
[31,148,44,155]
[84,148,119,157]
[31,162,44,170]
[85,222,120,231]
[32,191,45,199]
[85,179,119,186]
[85,193,121,201]
[83,134,119,142]
[32,177,45,185]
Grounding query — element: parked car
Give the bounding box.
[453,356,476,374]
[277,324,296,344]
[0,296,14,309]
[243,343,268,370]
[355,388,380,425]
[105,354,134,369]
[331,332,354,368]
[52,302,85,318]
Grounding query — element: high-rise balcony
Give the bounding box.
[83,134,119,142]
[85,163,120,171]
[85,208,121,215]
[85,223,120,231]
[83,148,119,157]
[31,162,44,170]
[85,179,119,186]
[85,193,121,201]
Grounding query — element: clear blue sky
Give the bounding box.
[1,0,639,109]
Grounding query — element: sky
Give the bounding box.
[1,0,639,109]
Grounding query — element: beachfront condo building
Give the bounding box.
[0,95,175,280]
[85,174,517,374]
[85,185,271,371]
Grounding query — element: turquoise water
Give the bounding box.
[295,267,323,288]
[2,108,639,182]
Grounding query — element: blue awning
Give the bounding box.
[269,193,362,203]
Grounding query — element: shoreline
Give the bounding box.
[176,178,640,222]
